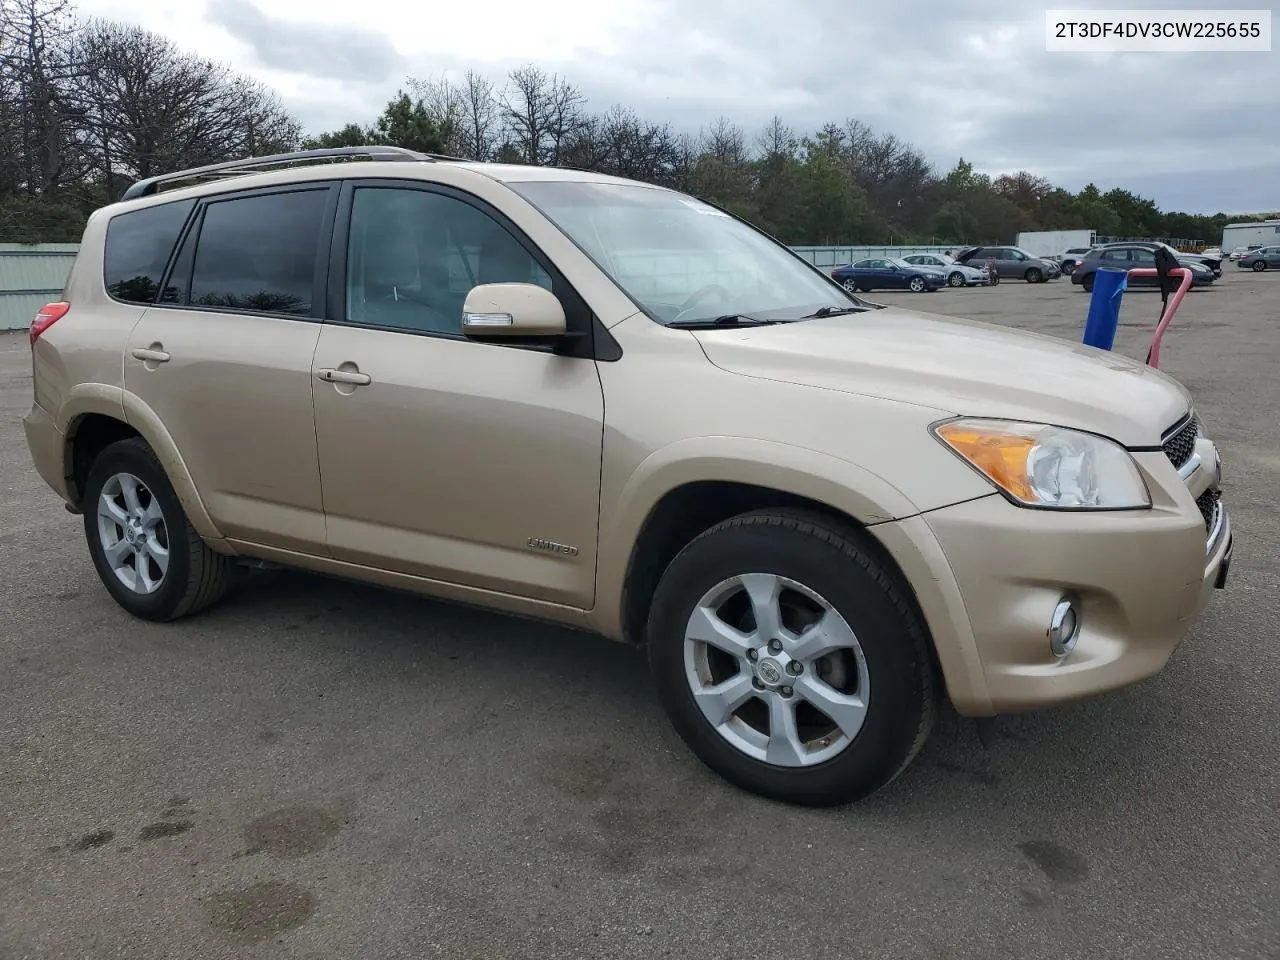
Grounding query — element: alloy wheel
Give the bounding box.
[682,573,870,767]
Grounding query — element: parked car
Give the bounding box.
[901,253,989,287]
[1070,242,1217,292]
[1228,245,1262,261]
[1237,245,1280,271]
[953,245,1062,283]
[22,146,1231,808]
[1058,247,1095,274]
[1173,248,1222,275]
[831,257,946,293]
[1199,248,1222,261]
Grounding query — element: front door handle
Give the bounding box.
[317,367,372,386]
[131,347,170,363]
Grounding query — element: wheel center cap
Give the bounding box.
[756,658,784,687]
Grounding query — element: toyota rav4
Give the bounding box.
[23,147,1232,806]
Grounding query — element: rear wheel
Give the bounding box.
[1253,259,1266,272]
[646,510,937,807]
[841,279,863,294]
[83,437,233,621]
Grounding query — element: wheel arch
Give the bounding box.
[593,438,920,641]
[60,388,223,540]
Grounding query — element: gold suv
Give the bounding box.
[23,147,1232,806]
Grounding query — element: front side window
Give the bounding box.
[1101,249,1129,262]
[188,189,328,317]
[104,199,195,305]
[344,187,551,336]
[1129,248,1156,265]
[507,180,858,325]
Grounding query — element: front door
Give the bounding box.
[311,182,606,609]
[124,185,336,554]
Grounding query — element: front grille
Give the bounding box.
[1161,414,1200,471]
[1196,489,1221,533]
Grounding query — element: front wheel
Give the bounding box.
[908,276,927,293]
[1025,268,1043,283]
[83,437,233,621]
[1081,272,1095,292]
[646,510,937,807]
[947,271,966,287]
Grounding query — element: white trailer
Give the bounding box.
[1015,229,1097,257]
[1222,221,1280,253]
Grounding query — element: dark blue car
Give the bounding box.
[831,257,946,294]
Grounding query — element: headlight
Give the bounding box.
[932,419,1151,510]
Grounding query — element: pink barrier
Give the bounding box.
[1125,267,1192,369]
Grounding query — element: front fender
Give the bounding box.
[590,435,921,640]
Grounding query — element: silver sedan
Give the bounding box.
[902,254,989,288]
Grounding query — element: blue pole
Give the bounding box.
[1082,267,1128,351]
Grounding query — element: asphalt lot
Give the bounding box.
[2,269,1278,960]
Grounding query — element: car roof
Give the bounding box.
[98,148,671,218]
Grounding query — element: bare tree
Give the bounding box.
[498,64,585,166]
[407,69,498,160]
[75,20,299,197]
[0,0,86,195]
[406,72,466,155]
[757,115,796,161]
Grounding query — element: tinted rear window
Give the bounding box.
[188,189,328,317]
[104,200,195,304]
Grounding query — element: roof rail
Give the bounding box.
[119,145,449,202]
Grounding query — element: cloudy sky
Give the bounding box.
[75,0,1280,214]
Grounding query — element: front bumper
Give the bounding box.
[881,441,1229,716]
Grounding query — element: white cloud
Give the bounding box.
[68,0,1280,213]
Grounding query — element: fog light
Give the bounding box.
[1048,599,1080,658]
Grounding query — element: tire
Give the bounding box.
[1252,260,1266,272]
[908,276,927,293]
[83,437,233,622]
[841,279,860,293]
[1025,268,1043,283]
[646,510,937,807]
[947,271,965,288]
[1081,272,1095,293]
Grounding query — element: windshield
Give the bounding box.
[506,180,860,325]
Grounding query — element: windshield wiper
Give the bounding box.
[802,305,864,318]
[666,314,788,329]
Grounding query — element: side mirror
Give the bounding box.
[461,283,566,339]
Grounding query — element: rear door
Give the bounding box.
[124,184,337,554]
[1268,246,1280,268]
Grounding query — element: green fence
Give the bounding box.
[0,244,79,331]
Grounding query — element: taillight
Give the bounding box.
[30,301,69,345]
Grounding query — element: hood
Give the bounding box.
[694,307,1192,447]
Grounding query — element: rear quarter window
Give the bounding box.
[103,199,196,305]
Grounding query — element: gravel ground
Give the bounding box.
[1,268,1277,960]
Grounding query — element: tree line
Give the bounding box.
[3,0,1274,246]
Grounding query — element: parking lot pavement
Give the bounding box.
[2,270,1278,960]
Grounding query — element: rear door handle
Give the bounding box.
[131,347,170,362]
[317,367,372,386]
